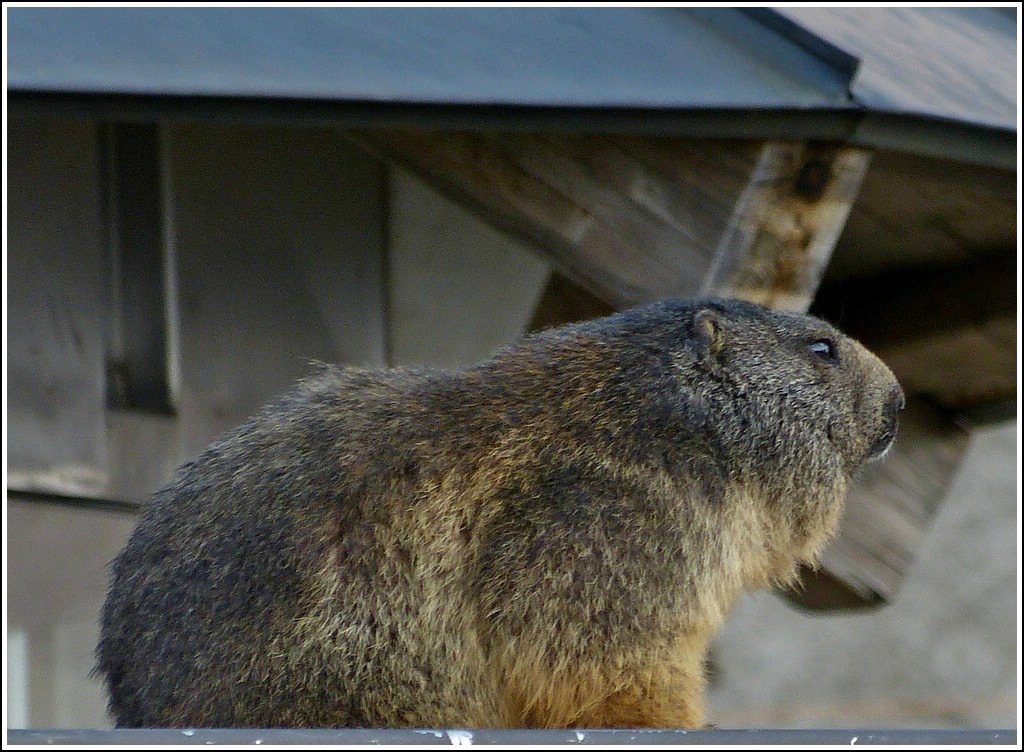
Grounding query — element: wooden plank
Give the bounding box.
[349,130,872,315]
[490,132,723,273]
[508,133,754,245]
[825,153,1017,283]
[876,320,1016,418]
[347,129,771,307]
[704,142,872,312]
[613,134,764,208]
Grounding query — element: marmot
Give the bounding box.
[96,297,904,729]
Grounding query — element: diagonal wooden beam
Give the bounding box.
[703,142,871,312]
[351,129,870,317]
[348,129,766,306]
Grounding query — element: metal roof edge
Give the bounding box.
[8,92,1014,172]
[739,7,861,84]
[5,91,865,138]
[850,112,1017,172]
[685,7,857,103]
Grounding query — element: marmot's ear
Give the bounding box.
[694,308,725,359]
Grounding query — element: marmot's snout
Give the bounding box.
[867,384,905,461]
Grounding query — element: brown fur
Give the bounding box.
[96,298,903,728]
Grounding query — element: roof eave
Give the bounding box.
[8,90,1015,172]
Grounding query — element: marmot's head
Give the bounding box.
[514,298,904,481]
[677,298,905,478]
[604,298,907,579]
[500,297,905,591]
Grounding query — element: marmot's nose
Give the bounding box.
[867,385,904,462]
[890,385,906,417]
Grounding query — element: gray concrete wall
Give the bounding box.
[6,501,140,728]
[387,168,550,368]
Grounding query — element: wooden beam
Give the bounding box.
[703,142,871,313]
[348,129,782,307]
[351,129,868,316]
[877,321,1016,421]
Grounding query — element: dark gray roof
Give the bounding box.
[779,7,1016,131]
[7,8,851,108]
[7,7,1016,167]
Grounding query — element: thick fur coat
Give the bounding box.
[97,298,904,728]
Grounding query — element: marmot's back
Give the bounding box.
[97,298,904,729]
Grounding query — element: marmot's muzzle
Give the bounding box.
[866,386,905,461]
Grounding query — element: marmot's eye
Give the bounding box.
[809,338,838,362]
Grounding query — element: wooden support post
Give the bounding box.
[703,142,871,313]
